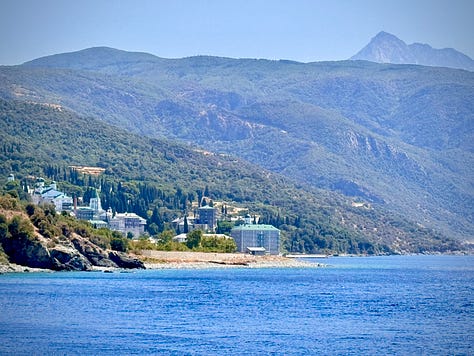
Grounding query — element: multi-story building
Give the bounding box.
[74,188,106,221]
[231,223,280,255]
[172,216,196,233]
[31,179,73,213]
[108,212,147,238]
[196,206,217,231]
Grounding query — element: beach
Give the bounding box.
[0,251,324,273]
[138,250,323,269]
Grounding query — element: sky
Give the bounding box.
[1,0,473,65]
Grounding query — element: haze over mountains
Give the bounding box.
[0,33,472,248]
[351,31,474,71]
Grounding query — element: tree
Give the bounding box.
[183,215,189,233]
[157,230,174,244]
[0,214,9,240]
[148,223,160,236]
[186,230,202,249]
[216,220,233,235]
[149,206,164,232]
[25,203,36,217]
[196,189,203,207]
[110,237,128,252]
[8,216,34,241]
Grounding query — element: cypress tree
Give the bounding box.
[183,214,189,233]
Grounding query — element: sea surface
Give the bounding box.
[0,255,472,355]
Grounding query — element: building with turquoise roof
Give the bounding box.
[231,223,280,255]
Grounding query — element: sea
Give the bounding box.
[0,255,472,355]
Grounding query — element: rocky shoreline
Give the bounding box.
[0,262,52,273]
[0,251,324,273]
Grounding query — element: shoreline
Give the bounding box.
[2,252,471,273]
[0,251,325,273]
[0,263,53,273]
[138,250,324,270]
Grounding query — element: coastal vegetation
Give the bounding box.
[0,192,143,270]
[127,230,236,254]
[0,99,468,257]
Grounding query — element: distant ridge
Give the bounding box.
[351,31,474,71]
[1,45,473,241]
[22,46,162,70]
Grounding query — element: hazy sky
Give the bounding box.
[1,0,473,65]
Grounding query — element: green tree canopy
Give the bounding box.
[186,230,202,249]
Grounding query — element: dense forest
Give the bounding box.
[1,48,471,240]
[0,99,467,255]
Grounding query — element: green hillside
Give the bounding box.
[1,47,472,240]
[1,99,465,254]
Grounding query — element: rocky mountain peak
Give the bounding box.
[351,31,474,71]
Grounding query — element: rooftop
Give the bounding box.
[198,206,216,210]
[232,224,279,231]
[247,247,266,252]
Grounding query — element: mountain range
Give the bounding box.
[0,99,464,254]
[0,36,473,247]
[351,31,474,71]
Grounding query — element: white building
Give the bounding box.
[109,212,147,238]
[31,179,73,212]
[172,215,196,233]
[172,233,188,243]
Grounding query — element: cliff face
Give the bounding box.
[1,229,145,271]
[0,201,145,272]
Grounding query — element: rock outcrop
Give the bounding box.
[1,223,145,272]
[49,245,92,271]
[71,234,119,268]
[109,251,145,269]
[1,233,54,269]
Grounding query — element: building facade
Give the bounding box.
[109,212,147,238]
[73,188,106,221]
[231,224,280,255]
[31,179,73,213]
[197,206,217,231]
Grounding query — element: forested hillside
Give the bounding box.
[1,99,466,254]
[0,47,472,240]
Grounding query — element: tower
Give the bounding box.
[89,188,102,213]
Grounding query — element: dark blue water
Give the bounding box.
[0,255,472,355]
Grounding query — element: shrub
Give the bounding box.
[8,216,35,242]
[129,237,156,253]
[156,240,189,251]
[25,203,36,217]
[0,244,9,264]
[0,195,21,211]
[111,237,129,252]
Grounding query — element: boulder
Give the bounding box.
[109,251,145,269]
[71,234,118,268]
[49,245,92,271]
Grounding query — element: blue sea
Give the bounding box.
[0,255,472,355]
